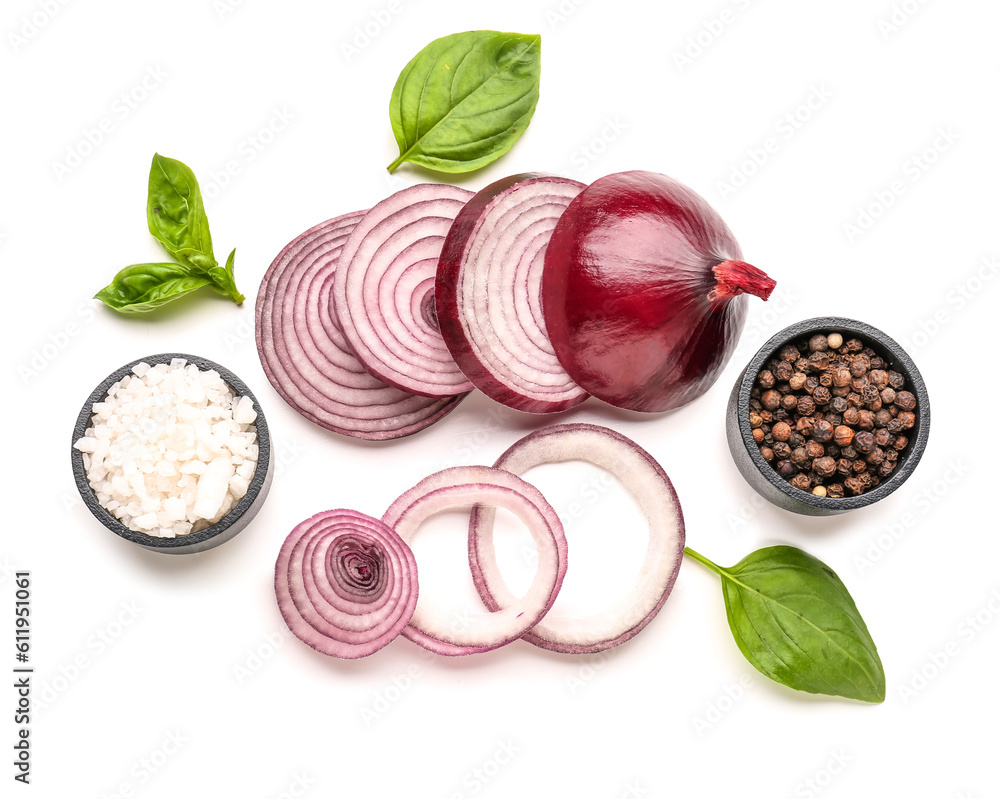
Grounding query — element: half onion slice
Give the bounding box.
[275,509,419,659]
[256,212,465,440]
[382,465,568,656]
[333,184,475,398]
[437,174,589,413]
[470,424,685,653]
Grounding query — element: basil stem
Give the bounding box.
[685,545,886,703]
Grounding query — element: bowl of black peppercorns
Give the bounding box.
[726,316,930,516]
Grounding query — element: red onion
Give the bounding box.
[437,173,589,413]
[543,170,776,412]
[274,509,419,659]
[255,212,465,440]
[332,184,475,398]
[382,465,567,656]
[470,423,685,653]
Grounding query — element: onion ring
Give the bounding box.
[382,465,567,656]
[470,423,685,653]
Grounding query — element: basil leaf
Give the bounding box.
[201,247,245,304]
[146,153,216,272]
[686,546,885,703]
[94,262,213,314]
[387,30,541,173]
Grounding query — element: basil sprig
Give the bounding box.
[95,154,244,313]
[387,30,541,174]
[685,545,885,703]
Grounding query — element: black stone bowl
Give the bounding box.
[726,317,930,516]
[71,353,273,554]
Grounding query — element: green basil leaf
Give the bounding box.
[146,153,216,272]
[687,546,885,703]
[387,30,541,173]
[201,247,244,304]
[94,262,213,314]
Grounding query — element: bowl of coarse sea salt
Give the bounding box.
[72,354,273,554]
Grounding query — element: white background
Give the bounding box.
[3,0,997,796]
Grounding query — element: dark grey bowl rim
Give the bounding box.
[71,353,271,552]
[734,316,930,512]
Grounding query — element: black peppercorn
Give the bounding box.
[779,345,800,362]
[854,430,876,454]
[761,389,781,410]
[894,391,917,411]
[790,473,812,491]
[874,408,893,428]
[777,460,797,478]
[811,419,834,443]
[813,456,837,478]
[808,334,829,352]
[750,331,915,499]
[772,441,792,460]
[805,440,825,459]
[833,425,854,446]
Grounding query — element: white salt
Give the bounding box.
[74,360,259,537]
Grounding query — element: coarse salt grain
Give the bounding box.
[74,361,259,537]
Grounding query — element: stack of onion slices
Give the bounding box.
[274,423,685,658]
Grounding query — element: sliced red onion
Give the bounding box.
[470,424,685,653]
[382,465,567,656]
[333,184,475,398]
[275,509,419,659]
[436,174,588,414]
[256,212,465,440]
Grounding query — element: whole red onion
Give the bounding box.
[542,170,776,412]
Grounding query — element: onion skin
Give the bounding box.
[275,509,418,659]
[437,173,589,414]
[542,170,776,413]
